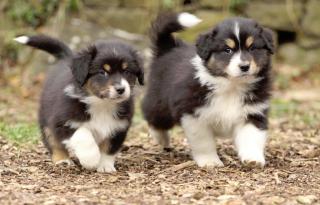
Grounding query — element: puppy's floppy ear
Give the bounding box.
[72,45,97,86]
[196,29,217,61]
[131,51,144,85]
[261,27,275,54]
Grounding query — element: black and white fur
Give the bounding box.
[142,12,274,167]
[14,35,144,172]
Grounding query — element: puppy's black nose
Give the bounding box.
[115,87,125,95]
[240,64,250,72]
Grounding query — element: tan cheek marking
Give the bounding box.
[225,38,236,49]
[251,60,259,74]
[206,55,215,69]
[246,36,254,48]
[122,62,128,70]
[103,64,111,72]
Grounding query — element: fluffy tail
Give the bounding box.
[150,12,201,57]
[14,35,72,59]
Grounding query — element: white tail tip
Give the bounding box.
[178,12,202,28]
[14,36,29,44]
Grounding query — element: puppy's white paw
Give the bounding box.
[78,149,101,170]
[194,154,224,168]
[64,127,101,170]
[97,154,116,173]
[239,151,265,168]
[97,162,116,173]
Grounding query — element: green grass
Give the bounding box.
[0,122,39,145]
[270,98,298,118]
[271,99,320,127]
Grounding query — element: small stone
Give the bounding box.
[296,195,317,205]
[193,192,204,200]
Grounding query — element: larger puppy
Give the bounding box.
[15,35,144,172]
[142,13,274,167]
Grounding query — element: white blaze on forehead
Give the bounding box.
[121,78,130,98]
[227,52,242,77]
[234,22,240,42]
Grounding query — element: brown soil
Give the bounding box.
[0,89,320,205]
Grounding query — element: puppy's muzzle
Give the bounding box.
[99,89,110,98]
[239,63,250,73]
[114,85,125,95]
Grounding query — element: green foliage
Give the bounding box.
[0,122,39,145]
[68,0,82,12]
[162,0,175,9]
[270,99,298,118]
[6,0,59,28]
[229,0,248,11]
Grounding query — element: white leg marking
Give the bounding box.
[97,153,116,173]
[181,115,223,167]
[14,36,29,44]
[234,124,267,167]
[178,12,202,28]
[65,127,101,170]
[149,126,170,149]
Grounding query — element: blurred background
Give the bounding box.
[0,0,319,144]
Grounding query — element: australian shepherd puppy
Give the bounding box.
[14,35,144,172]
[142,12,274,168]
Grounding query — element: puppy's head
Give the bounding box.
[196,17,274,78]
[71,40,144,102]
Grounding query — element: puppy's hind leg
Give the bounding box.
[149,126,170,150]
[43,127,73,165]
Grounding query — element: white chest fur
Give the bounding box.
[195,83,248,136]
[67,96,129,144]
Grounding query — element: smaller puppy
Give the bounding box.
[14,35,144,172]
[142,12,274,168]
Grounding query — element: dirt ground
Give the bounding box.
[0,85,320,205]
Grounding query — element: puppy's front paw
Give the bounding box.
[239,151,265,168]
[194,154,224,168]
[97,162,116,173]
[97,154,116,173]
[77,149,101,170]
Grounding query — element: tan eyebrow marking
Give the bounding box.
[225,38,236,49]
[246,36,254,48]
[103,64,111,72]
[122,62,128,70]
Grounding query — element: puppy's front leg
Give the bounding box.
[66,127,100,170]
[97,130,127,173]
[181,115,223,167]
[234,123,267,167]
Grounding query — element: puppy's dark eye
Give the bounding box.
[249,46,259,52]
[224,48,233,54]
[124,70,133,75]
[98,71,108,77]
